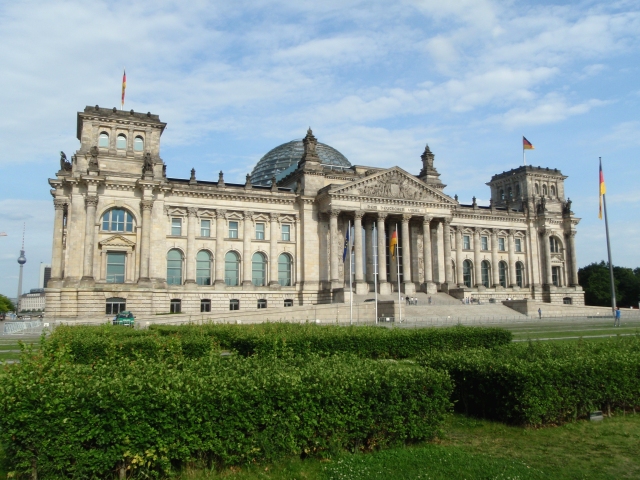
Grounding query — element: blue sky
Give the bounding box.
[0,0,639,297]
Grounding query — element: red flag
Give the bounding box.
[389,229,398,260]
[121,69,126,109]
[599,158,606,219]
[523,136,534,150]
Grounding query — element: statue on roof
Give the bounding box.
[59,151,72,172]
[143,152,153,174]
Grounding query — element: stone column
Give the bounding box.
[422,217,433,290]
[508,230,517,287]
[401,214,414,294]
[184,207,198,284]
[81,195,98,282]
[354,211,367,294]
[443,218,452,286]
[543,229,553,285]
[568,230,579,286]
[269,213,280,288]
[329,210,340,288]
[138,199,154,282]
[473,228,482,287]
[214,210,226,288]
[365,217,374,283]
[377,213,390,295]
[50,199,67,282]
[491,229,499,287]
[242,211,253,288]
[455,227,463,287]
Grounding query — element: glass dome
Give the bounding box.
[250,140,351,186]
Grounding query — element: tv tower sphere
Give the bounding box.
[18,250,26,265]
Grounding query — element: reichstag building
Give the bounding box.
[45,106,584,319]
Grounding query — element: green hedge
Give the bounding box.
[419,338,640,426]
[0,353,452,478]
[42,325,215,363]
[150,323,512,358]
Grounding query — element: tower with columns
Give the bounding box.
[45,106,583,320]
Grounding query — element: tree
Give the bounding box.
[579,262,640,308]
[0,294,15,314]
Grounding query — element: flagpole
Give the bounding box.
[523,147,526,166]
[349,220,353,326]
[373,222,378,324]
[600,157,617,317]
[396,224,402,323]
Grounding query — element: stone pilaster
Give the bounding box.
[377,213,390,295]
[269,213,280,288]
[568,230,579,286]
[354,211,367,294]
[242,211,253,288]
[81,195,98,283]
[508,230,517,287]
[422,216,435,293]
[138,199,154,282]
[365,217,374,283]
[329,210,340,288]
[542,229,553,285]
[491,229,499,287]
[455,226,463,287]
[184,207,198,284]
[402,214,415,294]
[50,198,67,284]
[443,218,452,286]
[214,210,226,288]
[473,228,482,287]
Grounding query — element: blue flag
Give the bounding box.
[342,227,350,262]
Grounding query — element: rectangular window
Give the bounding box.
[463,235,470,250]
[498,238,505,251]
[229,221,238,239]
[282,224,291,241]
[170,299,181,314]
[515,238,522,252]
[257,299,267,309]
[481,236,488,251]
[200,299,211,312]
[256,223,265,240]
[284,299,293,307]
[106,252,126,284]
[200,219,210,237]
[171,218,182,236]
[229,299,239,311]
[552,266,561,287]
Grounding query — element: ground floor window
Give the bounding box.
[552,266,561,287]
[200,299,211,312]
[170,299,181,313]
[105,297,126,315]
[463,260,473,288]
[516,262,524,288]
[284,299,293,307]
[106,252,126,283]
[499,261,508,288]
[257,299,267,309]
[230,299,239,311]
[563,297,573,305]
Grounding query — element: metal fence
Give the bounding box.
[2,321,43,335]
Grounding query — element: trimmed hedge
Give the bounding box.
[42,324,215,363]
[419,338,640,426]
[0,352,452,478]
[150,323,512,358]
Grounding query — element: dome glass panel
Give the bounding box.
[250,140,351,186]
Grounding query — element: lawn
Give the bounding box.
[505,318,640,343]
[0,336,39,363]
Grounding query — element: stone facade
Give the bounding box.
[45,106,583,320]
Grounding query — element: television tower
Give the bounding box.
[16,223,26,313]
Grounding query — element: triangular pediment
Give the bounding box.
[330,167,455,204]
[99,234,136,248]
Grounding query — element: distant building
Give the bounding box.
[45,105,584,320]
[39,263,52,288]
[20,289,46,312]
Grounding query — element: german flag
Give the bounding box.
[599,158,606,219]
[121,69,127,109]
[523,136,534,150]
[389,229,398,260]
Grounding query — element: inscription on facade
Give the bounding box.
[362,203,425,214]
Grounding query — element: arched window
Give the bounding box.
[463,260,473,288]
[278,253,292,286]
[196,251,212,286]
[116,134,127,149]
[99,132,109,148]
[252,252,267,286]
[534,184,540,195]
[499,261,508,288]
[507,187,512,199]
[500,189,505,200]
[105,297,126,315]
[542,184,548,196]
[550,185,556,197]
[102,209,134,232]
[167,249,183,285]
[549,236,560,253]
[225,252,240,286]
[516,261,524,288]
[481,260,491,288]
[133,136,144,152]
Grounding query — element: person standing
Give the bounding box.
[538,308,542,319]
[614,307,621,327]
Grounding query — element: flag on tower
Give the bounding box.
[389,229,398,260]
[523,136,534,150]
[121,69,127,109]
[599,158,606,219]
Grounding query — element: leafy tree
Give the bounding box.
[579,262,640,307]
[0,294,15,314]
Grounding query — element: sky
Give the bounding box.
[0,0,639,298]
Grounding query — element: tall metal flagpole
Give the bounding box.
[373,223,378,324]
[600,157,617,317]
[349,220,353,325]
[396,224,402,323]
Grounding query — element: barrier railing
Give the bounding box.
[2,321,43,335]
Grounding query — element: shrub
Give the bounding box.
[419,338,640,426]
[0,352,452,478]
[150,323,512,358]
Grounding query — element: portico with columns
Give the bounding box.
[45,105,583,321]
